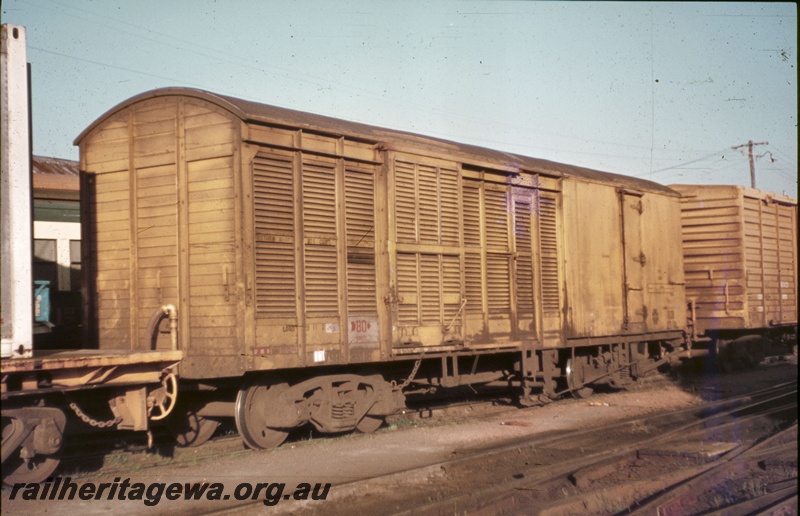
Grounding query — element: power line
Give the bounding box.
[27,0,691,156]
[631,148,730,177]
[28,46,206,89]
[20,0,799,190]
[771,147,798,168]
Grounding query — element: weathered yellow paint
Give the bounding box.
[671,184,797,332]
[77,88,690,379]
[562,181,685,338]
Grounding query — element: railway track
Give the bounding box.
[47,387,520,481]
[45,372,679,482]
[2,362,793,516]
[228,379,797,515]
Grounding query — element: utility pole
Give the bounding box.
[731,140,768,189]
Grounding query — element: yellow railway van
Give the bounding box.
[71,87,692,448]
[671,184,797,368]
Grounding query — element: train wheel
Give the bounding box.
[235,383,289,450]
[565,358,594,399]
[2,417,61,486]
[356,415,384,433]
[165,407,220,447]
[733,336,768,369]
[715,340,740,373]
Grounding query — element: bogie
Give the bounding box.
[230,372,405,449]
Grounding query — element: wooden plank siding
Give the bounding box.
[80,96,243,377]
[83,112,132,350]
[186,155,238,353]
[742,194,797,326]
[134,163,178,351]
[671,184,797,333]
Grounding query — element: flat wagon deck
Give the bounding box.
[1,349,181,395]
[1,349,181,485]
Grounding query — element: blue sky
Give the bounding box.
[3,1,797,194]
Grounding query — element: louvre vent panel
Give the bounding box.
[397,253,419,324]
[393,156,464,331]
[514,200,533,249]
[515,201,535,313]
[463,185,481,248]
[347,251,377,315]
[304,244,338,316]
[465,253,483,314]
[253,154,294,235]
[486,254,511,312]
[395,160,417,242]
[345,166,375,247]
[516,255,534,313]
[301,157,339,317]
[345,164,377,315]
[394,158,460,246]
[538,193,560,314]
[440,168,460,245]
[302,157,337,238]
[485,189,509,250]
[442,254,462,322]
[255,241,296,318]
[418,164,440,244]
[420,254,442,324]
[253,151,297,318]
[395,253,463,325]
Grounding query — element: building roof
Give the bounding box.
[32,155,79,193]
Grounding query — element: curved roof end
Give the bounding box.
[73,87,246,146]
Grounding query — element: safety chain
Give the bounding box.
[396,354,425,390]
[67,399,121,428]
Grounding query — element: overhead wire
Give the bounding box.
[27,0,676,157]
[20,0,800,190]
[630,148,732,178]
[28,46,209,89]
[26,35,734,170]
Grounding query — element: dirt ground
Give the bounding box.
[2,357,796,515]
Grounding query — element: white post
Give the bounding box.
[1,24,33,358]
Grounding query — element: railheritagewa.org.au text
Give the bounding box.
[8,477,331,507]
